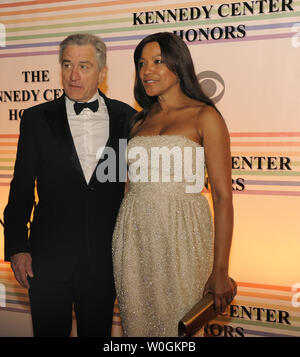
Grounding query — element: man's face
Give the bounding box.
[61,44,106,102]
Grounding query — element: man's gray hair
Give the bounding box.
[59,33,106,70]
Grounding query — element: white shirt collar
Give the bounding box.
[65,92,104,115]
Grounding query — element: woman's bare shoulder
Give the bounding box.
[196,105,229,139]
[130,118,144,138]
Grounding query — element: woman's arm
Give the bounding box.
[197,105,235,314]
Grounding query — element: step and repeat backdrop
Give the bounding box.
[0,0,300,337]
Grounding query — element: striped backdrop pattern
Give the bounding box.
[230,132,300,197]
[1,260,299,337]
[0,0,300,57]
[1,132,299,197]
[1,1,300,194]
[0,0,299,338]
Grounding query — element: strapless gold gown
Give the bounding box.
[112,135,213,337]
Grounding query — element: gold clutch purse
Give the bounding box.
[178,278,237,337]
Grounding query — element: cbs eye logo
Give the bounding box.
[197,71,225,104]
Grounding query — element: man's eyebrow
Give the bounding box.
[79,61,92,65]
[61,60,92,64]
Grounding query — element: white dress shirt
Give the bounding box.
[65,92,109,184]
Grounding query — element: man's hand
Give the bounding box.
[10,252,34,289]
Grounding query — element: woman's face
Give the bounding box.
[138,41,179,98]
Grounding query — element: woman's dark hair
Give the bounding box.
[127,32,218,137]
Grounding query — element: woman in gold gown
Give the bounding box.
[112,32,235,337]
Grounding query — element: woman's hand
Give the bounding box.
[203,272,236,314]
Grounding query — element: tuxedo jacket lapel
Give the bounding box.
[44,95,86,182]
[44,91,126,186]
[101,90,126,143]
[88,90,126,186]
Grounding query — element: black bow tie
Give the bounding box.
[74,99,99,115]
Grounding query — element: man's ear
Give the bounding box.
[98,65,107,84]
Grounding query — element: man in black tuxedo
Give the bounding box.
[4,33,136,337]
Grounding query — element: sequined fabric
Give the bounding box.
[112,135,214,337]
